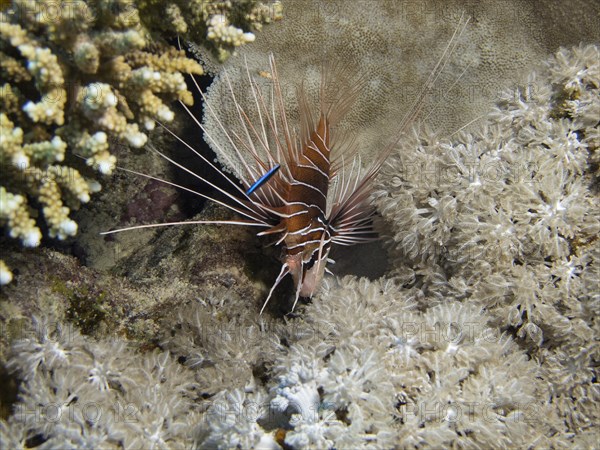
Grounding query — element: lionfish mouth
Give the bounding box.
[102,15,471,314]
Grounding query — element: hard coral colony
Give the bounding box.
[0,0,279,283]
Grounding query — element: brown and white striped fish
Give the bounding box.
[104,16,470,314]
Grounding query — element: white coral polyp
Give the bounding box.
[92,131,107,144]
[22,100,36,115]
[97,160,114,175]
[126,131,147,148]
[22,229,42,247]
[84,83,117,110]
[243,32,256,42]
[88,180,102,193]
[44,105,56,118]
[0,262,13,285]
[140,67,153,80]
[88,363,112,392]
[273,380,321,424]
[104,92,118,108]
[58,219,77,238]
[143,118,156,130]
[157,106,174,122]
[50,136,66,160]
[11,152,30,169]
[285,420,333,448]
[89,151,116,175]
[1,192,20,214]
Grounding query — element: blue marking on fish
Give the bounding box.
[246,164,281,195]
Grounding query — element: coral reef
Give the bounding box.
[371,44,600,445]
[257,277,558,448]
[0,0,283,283]
[1,43,598,448]
[0,241,278,448]
[374,44,599,346]
[0,0,205,279]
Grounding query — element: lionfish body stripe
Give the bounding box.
[103,15,471,314]
[255,80,341,311]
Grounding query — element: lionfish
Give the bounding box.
[104,17,469,314]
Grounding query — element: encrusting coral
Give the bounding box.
[202,0,598,176]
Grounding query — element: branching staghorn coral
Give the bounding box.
[0,0,204,279]
[136,0,283,63]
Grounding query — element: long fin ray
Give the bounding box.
[328,13,471,238]
[114,164,269,225]
[101,219,269,236]
[147,142,270,219]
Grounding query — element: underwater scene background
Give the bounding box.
[1,0,599,448]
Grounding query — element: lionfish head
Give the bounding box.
[286,234,331,300]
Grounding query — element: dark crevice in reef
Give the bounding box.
[162,71,254,224]
[0,363,20,421]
